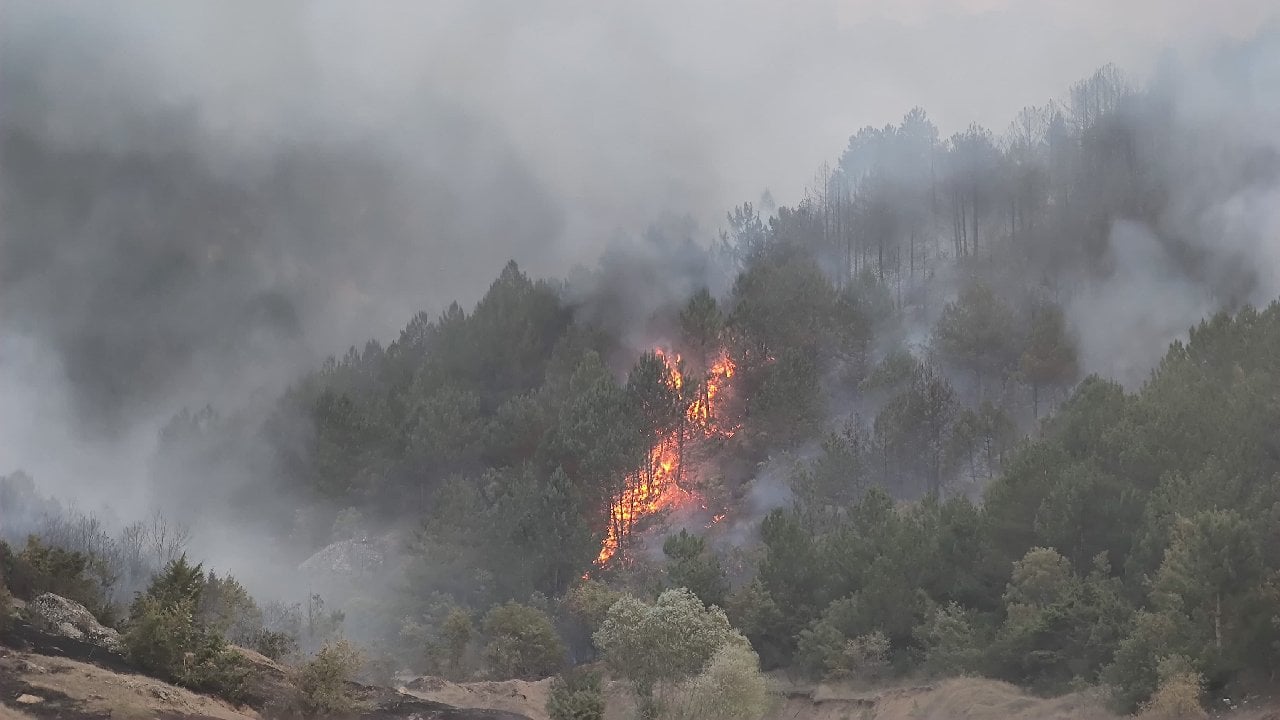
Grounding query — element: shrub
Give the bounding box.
[913,602,984,677]
[483,601,565,679]
[132,555,204,614]
[124,557,247,700]
[0,581,13,631]
[669,643,771,720]
[797,622,890,682]
[295,639,364,717]
[663,531,729,608]
[563,579,622,634]
[594,588,749,698]
[836,632,891,682]
[1137,656,1206,720]
[125,595,247,699]
[2,537,113,622]
[547,669,605,720]
[252,628,300,660]
[199,571,264,645]
[1103,611,1185,712]
[441,606,474,676]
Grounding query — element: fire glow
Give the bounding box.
[595,349,736,565]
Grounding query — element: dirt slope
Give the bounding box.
[0,647,256,720]
[405,677,554,720]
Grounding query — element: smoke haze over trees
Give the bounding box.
[5,1,1280,716]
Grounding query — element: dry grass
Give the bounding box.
[773,677,1118,720]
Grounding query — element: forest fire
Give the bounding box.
[595,348,736,565]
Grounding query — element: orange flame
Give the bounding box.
[596,348,736,566]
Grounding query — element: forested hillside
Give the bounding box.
[6,59,1280,718]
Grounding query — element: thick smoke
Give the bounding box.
[1064,32,1280,387]
[2,1,1279,599]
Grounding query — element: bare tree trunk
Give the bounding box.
[1215,592,1223,650]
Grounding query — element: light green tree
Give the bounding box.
[594,589,748,700]
[668,643,771,720]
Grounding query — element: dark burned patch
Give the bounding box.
[0,620,134,675]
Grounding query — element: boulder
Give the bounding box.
[26,593,124,654]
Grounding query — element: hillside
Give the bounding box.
[0,604,529,720]
[4,20,1280,720]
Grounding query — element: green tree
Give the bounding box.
[482,601,565,679]
[668,643,771,720]
[0,581,13,631]
[1020,299,1078,417]
[725,578,790,670]
[1151,510,1265,680]
[548,669,606,720]
[1137,656,1206,720]
[441,607,474,677]
[749,347,823,447]
[989,547,1082,691]
[913,602,985,676]
[198,571,263,646]
[664,530,728,608]
[294,639,364,717]
[932,282,1019,399]
[492,464,597,596]
[791,422,870,512]
[680,287,724,369]
[873,363,959,495]
[563,579,623,638]
[594,589,748,699]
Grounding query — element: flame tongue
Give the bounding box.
[596,348,735,566]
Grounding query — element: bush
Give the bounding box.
[547,669,605,720]
[913,603,984,676]
[669,643,771,720]
[125,595,247,699]
[441,606,474,677]
[2,537,113,622]
[483,602,565,679]
[594,589,749,698]
[563,579,623,634]
[199,571,264,645]
[0,581,13,631]
[663,531,729,608]
[1137,656,1206,720]
[295,639,364,717]
[252,628,300,661]
[124,557,247,700]
[1103,611,1185,712]
[837,632,891,682]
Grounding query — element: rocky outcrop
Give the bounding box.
[298,537,390,578]
[26,593,124,654]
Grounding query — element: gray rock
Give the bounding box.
[299,537,389,578]
[27,592,124,654]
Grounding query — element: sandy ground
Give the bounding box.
[403,677,554,720]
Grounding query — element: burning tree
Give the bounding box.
[597,348,737,566]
